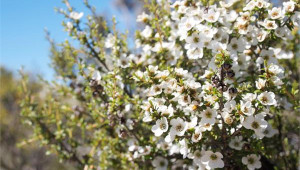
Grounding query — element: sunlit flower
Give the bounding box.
[268,7,283,20]
[152,117,169,136]
[242,113,268,138]
[201,151,224,169]
[283,1,295,13]
[240,101,255,116]
[262,20,278,30]
[192,126,204,143]
[257,91,276,106]
[199,108,217,125]
[69,11,83,20]
[255,78,266,90]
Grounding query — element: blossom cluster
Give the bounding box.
[130,0,298,169]
[20,0,299,169]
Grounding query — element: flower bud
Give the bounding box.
[217,83,228,92]
[224,115,233,125]
[228,87,238,94]
[119,129,127,138]
[211,75,219,81]
[92,91,99,97]
[89,79,98,87]
[222,63,232,70]
[226,70,235,78]
[120,117,126,124]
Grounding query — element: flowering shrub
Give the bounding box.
[20,0,299,169]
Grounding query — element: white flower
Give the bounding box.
[224,113,234,125]
[229,136,245,150]
[157,141,171,150]
[138,145,151,156]
[127,139,138,152]
[179,139,189,158]
[259,49,278,64]
[66,21,73,30]
[185,32,203,49]
[275,26,290,38]
[275,49,294,59]
[126,118,134,130]
[148,65,158,73]
[268,63,284,75]
[244,1,256,11]
[256,30,268,42]
[143,111,152,122]
[199,108,217,125]
[166,118,187,142]
[201,151,224,170]
[291,11,300,27]
[223,100,236,113]
[178,95,191,106]
[187,48,204,59]
[169,143,180,155]
[202,82,214,91]
[235,22,251,35]
[174,68,188,77]
[227,37,246,53]
[263,123,279,138]
[178,17,196,39]
[192,126,204,143]
[220,0,238,8]
[242,93,257,102]
[240,101,255,116]
[90,69,101,84]
[152,156,168,170]
[184,79,201,89]
[141,25,153,38]
[204,9,220,23]
[262,20,278,30]
[242,154,262,170]
[201,122,214,131]
[283,1,295,13]
[158,105,174,117]
[105,33,115,48]
[118,54,130,68]
[197,25,218,40]
[257,91,277,106]
[187,116,198,129]
[270,76,283,86]
[155,70,170,79]
[148,85,163,96]
[192,150,206,166]
[203,95,218,105]
[133,70,144,81]
[161,79,177,94]
[151,117,169,136]
[255,0,269,9]
[237,12,251,24]
[137,12,150,22]
[255,78,266,90]
[268,7,283,20]
[225,10,238,22]
[242,113,268,138]
[69,11,84,20]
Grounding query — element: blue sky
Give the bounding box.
[0,0,136,80]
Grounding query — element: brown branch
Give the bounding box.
[219,65,229,169]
